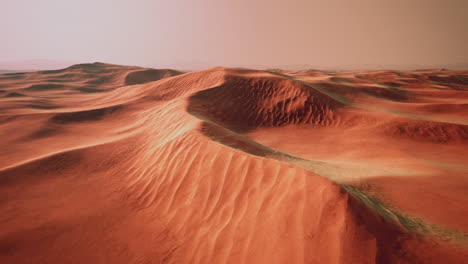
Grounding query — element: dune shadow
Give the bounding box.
[24,84,65,92]
[26,104,59,110]
[50,105,123,124]
[5,92,26,98]
[75,87,106,93]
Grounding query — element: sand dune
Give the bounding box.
[0,64,467,263]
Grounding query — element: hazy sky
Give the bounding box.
[1,0,467,69]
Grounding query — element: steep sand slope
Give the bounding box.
[0,65,466,263]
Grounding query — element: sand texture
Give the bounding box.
[0,63,467,263]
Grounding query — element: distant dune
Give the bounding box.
[0,63,466,263]
[0,59,78,72]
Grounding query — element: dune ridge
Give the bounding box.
[0,64,467,263]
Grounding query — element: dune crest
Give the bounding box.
[0,64,467,263]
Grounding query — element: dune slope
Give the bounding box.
[0,64,467,263]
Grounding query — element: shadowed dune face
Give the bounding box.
[0,64,467,263]
[124,69,183,85]
[188,75,344,132]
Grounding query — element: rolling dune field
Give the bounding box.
[0,63,467,263]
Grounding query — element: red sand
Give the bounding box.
[0,63,466,263]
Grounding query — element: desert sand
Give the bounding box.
[0,63,467,263]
